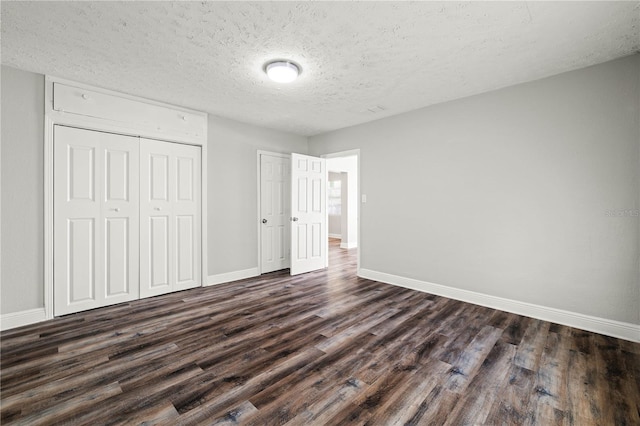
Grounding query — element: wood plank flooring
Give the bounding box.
[2,239,639,425]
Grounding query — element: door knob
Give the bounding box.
[262,219,267,224]
[111,208,120,212]
[291,217,299,222]
[154,207,161,211]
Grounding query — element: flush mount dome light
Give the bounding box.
[265,61,300,83]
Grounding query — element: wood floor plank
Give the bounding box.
[565,333,599,425]
[207,401,259,426]
[323,365,410,424]
[592,334,640,425]
[365,357,451,425]
[282,378,369,426]
[445,340,517,425]
[514,318,551,370]
[523,336,567,425]
[1,239,638,425]
[175,348,326,425]
[445,324,503,394]
[405,385,460,425]
[485,364,536,424]
[249,332,379,414]
[501,314,533,345]
[14,382,123,426]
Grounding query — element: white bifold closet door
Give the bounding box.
[140,138,201,298]
[54,125,140,316]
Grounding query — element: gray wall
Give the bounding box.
[1,66,45,314]
[207,115,307,276]
[309,55,640,325]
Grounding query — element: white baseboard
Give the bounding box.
[328,233,342,239]
[207,267,260,286]
[340,241,357,249]
[1,308,47,331]
[358,269,640,343]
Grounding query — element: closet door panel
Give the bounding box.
[149,215,170,288]
[54,127,101,315]
[176,155,195,286]
[140,140,173,298]
[68,145,96,201]
[105,149,130,201]
[173,144,201,291]
[102,133,140,305]
[176,215,194,283]
[150,154,169,201]
[54,126,139,316]
[105,217,129,296]
[68,218,96,303]
[140,139,201,297]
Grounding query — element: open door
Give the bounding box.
[260,153,290,274]
[290,153,327,275]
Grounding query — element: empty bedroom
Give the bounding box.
[1,1,639,425]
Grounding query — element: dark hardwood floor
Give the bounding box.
[2,239,639,425]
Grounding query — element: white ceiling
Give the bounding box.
[2,1,639,136]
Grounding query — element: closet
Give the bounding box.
[49,79,206,316]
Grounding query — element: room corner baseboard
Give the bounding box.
[340,242,357,249]
[328,233,342,239]
[207,268,260,286]
[1,308,47,331]
[358,268,640,343]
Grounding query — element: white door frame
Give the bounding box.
[44,76,208,320]
[256,150,291,274]
[321,149,361,274]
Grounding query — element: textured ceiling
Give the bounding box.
[2,1,639,136]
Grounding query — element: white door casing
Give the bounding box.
[290,153,327,275]
[54,125,140,315]
[260,154,290,273]
[140,138,201,298]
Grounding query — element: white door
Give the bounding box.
[260,154,290,273]
[290,153,327,275]
[54,125,139,315]
[140,138,201,298]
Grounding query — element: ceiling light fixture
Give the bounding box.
[265,61,300,83]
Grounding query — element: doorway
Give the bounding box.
[257,150,358,275]
[323,150,360,271]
